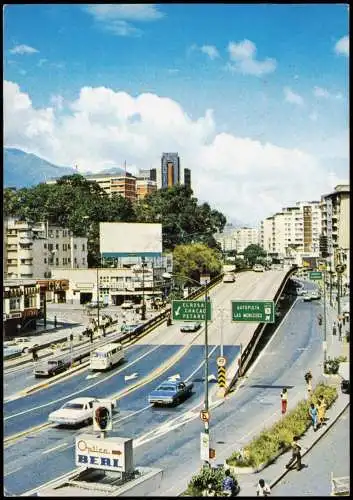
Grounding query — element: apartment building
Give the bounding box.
[4,218,88,280]
[260,201,322,265]
[234,227,259,253]
[320,184,350,283]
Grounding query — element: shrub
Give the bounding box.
[324,358,340,374]
[227,383,337,468]
[184,466,238,496]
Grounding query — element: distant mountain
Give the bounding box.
[4,148,132,188]
[4,148,77,188]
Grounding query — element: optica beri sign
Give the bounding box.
[75,435,134,473]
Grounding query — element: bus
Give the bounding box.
[90,343,124,371]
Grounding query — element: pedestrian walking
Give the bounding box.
[332,322,337,336]
[222,469,237,497]
[338,319,343,341]
[285,435,302,471]
[54,315,57,328]
[309,402,319,431]
[280,388,288,415]
[304,370,313,399]
[256,478,271,496]
[317,395,327,426]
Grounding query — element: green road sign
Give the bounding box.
[172,300,212,321]
[309,271,323,280]
[231,300,275,323]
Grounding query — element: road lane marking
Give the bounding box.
[4,422,53,447]
[4,466,23,477]
[42,442,69,454]
[4,343,164,421]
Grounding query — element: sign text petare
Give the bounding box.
[75,435,133,473]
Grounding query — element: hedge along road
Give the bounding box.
[4,342,240,496]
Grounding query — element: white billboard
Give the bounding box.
[100,223,162,257]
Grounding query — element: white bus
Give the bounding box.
[90,343,124,371]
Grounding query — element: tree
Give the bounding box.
[243,244,266,267]
[173,243,222,286]
[134,185,226,250]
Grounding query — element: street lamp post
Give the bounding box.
[323,261,327,368]
[163,271,211,467]
[141,257,146,320]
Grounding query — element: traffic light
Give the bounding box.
[319,235,329,258]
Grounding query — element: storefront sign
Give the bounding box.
[75,435,133,473]
[23,308,39,318]
[37,279,69,291]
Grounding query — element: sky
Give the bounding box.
[3,4,349,226]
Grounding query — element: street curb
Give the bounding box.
[269,399,350,489]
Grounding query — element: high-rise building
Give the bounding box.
[136,179,157,200]
[320,184,350,284]
[183,168,191,189]
[234,227,259,253]
[260,201,322,265]
[161,153,180,188]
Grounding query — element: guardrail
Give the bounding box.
[225,266,298,395]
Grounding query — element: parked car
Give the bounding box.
[121,301,134,309]
[48,397,116,427]
[253,264,264,272]
[14,337,40,353]
[34,358,71,378]
[296,288,306,296]
[124,323,143,334]
[86,301,108,309]
[180,322,202,332]
[148,379,194,406]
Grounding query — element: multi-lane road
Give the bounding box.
[6,268,334,496]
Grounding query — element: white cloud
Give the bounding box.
[227,39,277,76]
[167,68,180,75]
[313,86,343,100]
[200,45,220,60]
[37,58,48,67]
[84,4,164,36]
[334,35,349,56]
[309,112,318,122]
[9,44,39,55]
[4,80,347,224]
[50,95,64,111]
[284,87,304,106]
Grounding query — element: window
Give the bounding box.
[48,243,53,251]
[9,297,21,311]
[56,230,60,237]
[63,258,67,265]
[82,258,85,264]
[68,244,71,250]
[74,257,77,263]
[63,244,67,251]
[56,243,59,250]
[44,243,47,249]
[74,244,77,250]
[44,258,47,264]
[56,258,59,265]
[82,244,85,251]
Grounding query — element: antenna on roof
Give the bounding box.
[124,160,127,176]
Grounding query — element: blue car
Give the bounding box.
[148,379,194,406]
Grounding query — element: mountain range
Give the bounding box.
[4,148,126,188]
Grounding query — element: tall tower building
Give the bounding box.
[161,153,180,188]
[183,168,191,189]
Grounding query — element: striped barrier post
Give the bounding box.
[218,366,226,388]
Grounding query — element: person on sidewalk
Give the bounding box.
[332,322,337,336]
[304,370,313,399]
[285,435,302,471]
[309,402,319,431]
[256,479,271,496]
[317,395,327,426]
[280,388,288,415]
[222,469,237,496]
[338,319,343,341]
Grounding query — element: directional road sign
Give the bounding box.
[200,410,209,422]
[231,300,275,323]
[172,300,212,321]
[309,271,323,280]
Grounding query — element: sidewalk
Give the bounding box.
[236,293,350,496]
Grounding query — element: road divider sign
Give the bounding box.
[200,409,209,422]
[217,356,226,367]
[218,366,226,388]
[231,300,275,323]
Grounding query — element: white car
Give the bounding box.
[14,337,40,353]
[121,301,134,309]
[48,397,116,427]
[253,264,264,272]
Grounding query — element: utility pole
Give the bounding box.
[203,278,209,467]
[323,261,327,368]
